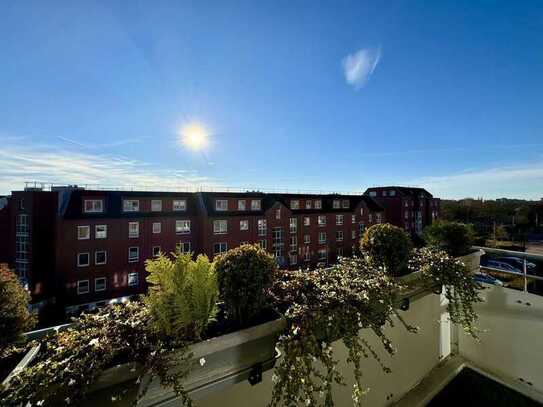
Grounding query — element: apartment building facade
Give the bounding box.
[363,186,440,235]
[1,186,385,313]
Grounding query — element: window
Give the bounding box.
[238,200,246,211]
[351,214,356,224]
[258,219,267,236]
[214,242,227,254]
[318,215,326,226]
[272,227,285,262]
[95,224,107,239]
[151,200,162,212]
[304,234,310,244]
[173,199,187,211]
[19,199,25,210]
[405,212,409,219]
[123,199,139,212]
[128,272,139,287]
[304,248,311,262]
[77,252,90,267]
[77,225,90,240]
[215,199,228,211]
[289,253,298,265]
[389,190,396,197]
[84,199,103,213]
[369,191,377,197]
[342,200,349,209]
[337,247,344,257]
[128,247,139,263]
[129,222,139,238]
[369,214,373,223]
[176,242,192,253]
[240,220,249,231]
[152,246,161,257]
[289,218,297,234]
[16,214,28,236]
[336,231,344,242]
[336,215,344,225]
[351,230,356,240]
[95,277,106,292]
[290,200,300,210]
[360,208,364,215]
[251,199,261,210]
[275,208,281,220]
[305,200,312,209]
[333,200,340,209]
[318,248,327,261]
[213,220,227,234]
[319,232,326,244]
[77,280,90,295]
[376,213,383,223]
[290,235,297,249]
[95,251,107,265]
[314,200,322,209]
[240,241,249,246]
[303,216,310,226]
[405,201,409,207]
[359,223,365,234]
[259,240,267,249]
[176,220,191,234]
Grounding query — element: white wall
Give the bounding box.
[198,293,445,407]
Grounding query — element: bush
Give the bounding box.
[145,253,218,341]
[0,264,35,350]
[423,221,475,256]
[360,223,413,276]
[214,244,276,327]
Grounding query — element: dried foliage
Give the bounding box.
[360,224,413,276]
[0,264,36,350]
[269,256,418,406]
[214,244,276,327]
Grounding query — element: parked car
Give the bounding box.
[474,272,503,286]
[482,259,523,274]
[496,256,537,271]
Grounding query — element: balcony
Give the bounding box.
[4,247,543,407]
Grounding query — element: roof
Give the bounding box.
[364,186,434,199]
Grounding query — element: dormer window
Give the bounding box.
[251,199,261,210]
[123,199,139,212]
[314,200,322,209]
[341,200,349,209]
[305,200,312,209]
[389,190,396,197]
[84,199,103,213]
[238,200,246,211]
[216,199,228,211]
[369,191,377,197]
[151,200,162,212]
[290,200,300,210]
[333,200,340,209]
[173,199,187,211]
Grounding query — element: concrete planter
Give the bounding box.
[86,314,286,406]
[457,249,484,273]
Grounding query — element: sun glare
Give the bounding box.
[180,122,210,151]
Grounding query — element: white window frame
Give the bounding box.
[84,199,103,213]
[128,247,139,263]
[237,200,246,211]
[77,252,90,267]
[176,241,192,253]
[336,215,344,225]
[153,222,162,234]
[251,199,261,210]
[303,216,310,226]
[304,234,310,244]
[128,272,139,287]
[314,199,322,209]
[290,200,300,210]
[305,200,312,209]
[240,220,249,231]
[215,199,228,211]
[151,199,162,212]
[152,246,161,257]
[213,219,228,234]
[289,253,298,265]
[342,200,349,209]
[259,240,267,249]
[275,208,281,220]
[95,250,107,265]
[128,221,139,238]
[213,242,228,254]
[318,248,327,261]
[352,230,356,239]
[257,219,267,236]
[319,232,327,244]
[77,225,90,240]
[95,224,107,239]
[95,277,107,292]
[333,200,340,209]
[77,280,90,295]
[289,218,297,234]
[173,199,187,211]
[318,215,326,226]
[176,220,191,234]
[123,199,140,212]
[336,230,344,242]
[352,214,356,224]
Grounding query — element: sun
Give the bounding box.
[180,122,210,151]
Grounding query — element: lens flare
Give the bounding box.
[180,122,210,151]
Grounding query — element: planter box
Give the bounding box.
[86,314,286,406]
[0,344,41,388]
[457,249,485,273]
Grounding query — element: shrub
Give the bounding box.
[423,221,475,256]
[0,264,35,350]
[360,223,413,276]
[214,244,276,327]
[145,253,218,341]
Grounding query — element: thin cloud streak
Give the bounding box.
[342,47,381,89]
[57,136,147,149]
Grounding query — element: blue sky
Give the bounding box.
[1,1,542,199]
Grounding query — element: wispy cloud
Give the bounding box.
[57,136,146,149]
[406,163,543,200]
[0,139,218,194]
[342,47,381,90]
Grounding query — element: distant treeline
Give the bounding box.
[440,198,543,245]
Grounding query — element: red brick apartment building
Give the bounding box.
[0,186,385,313]
[363,186,440,235]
